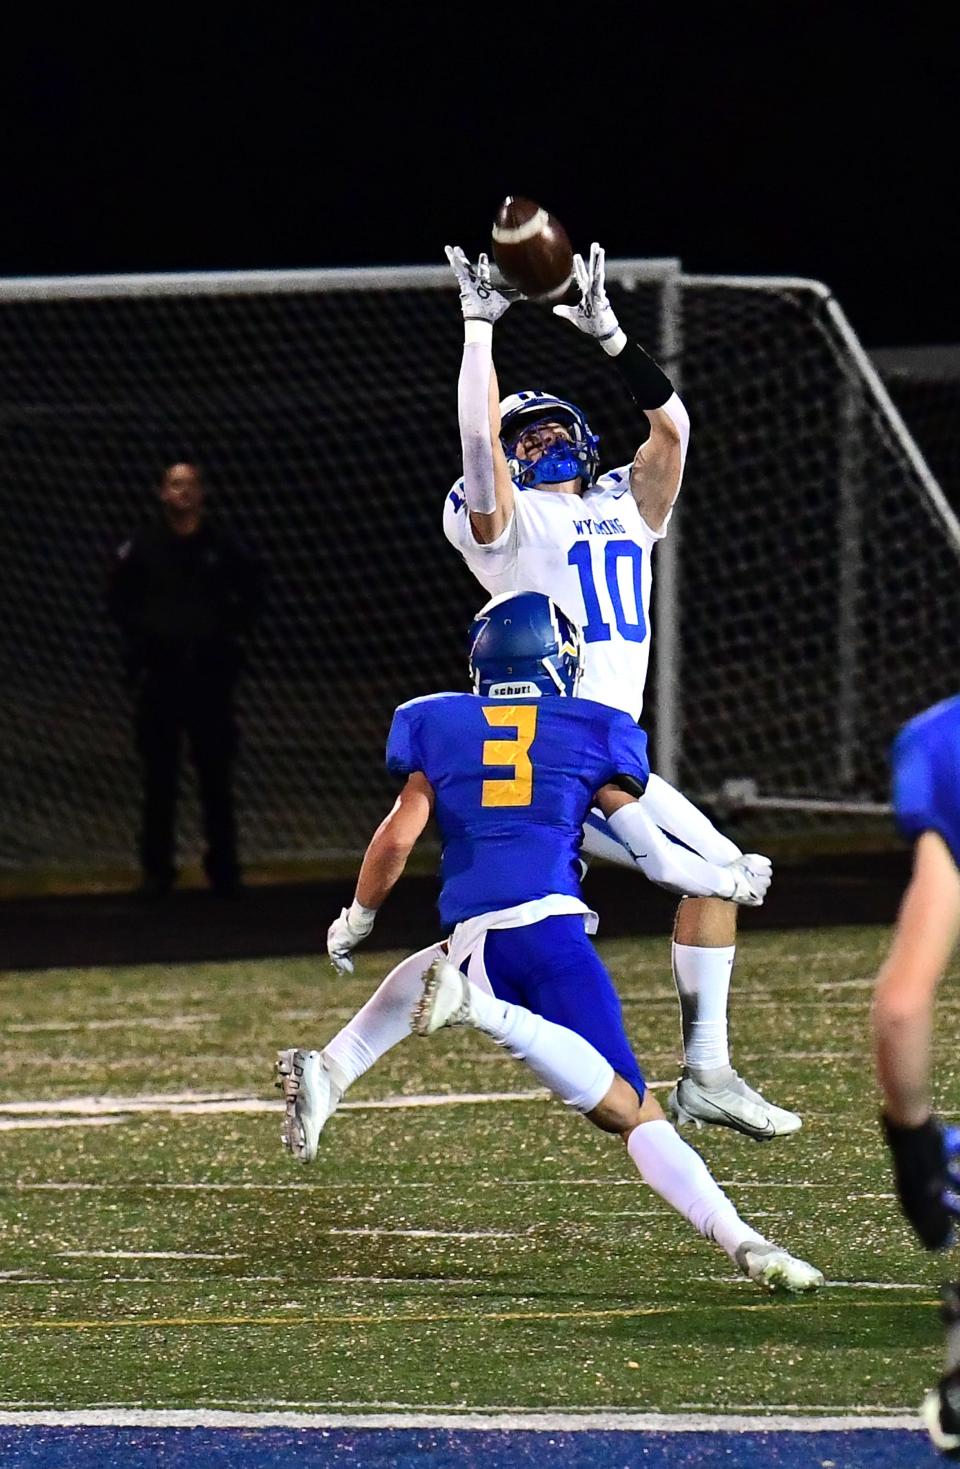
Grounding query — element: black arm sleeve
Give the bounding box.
[611,339,675,412]
[610,772,648,799]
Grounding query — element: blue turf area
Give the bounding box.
[0,1427,942,1468]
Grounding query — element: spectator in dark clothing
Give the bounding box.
[107,462,264,897]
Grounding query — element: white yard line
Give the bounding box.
[341,1090,552,1111]
[325,1276,485,1285]
[2,1016,218,1034]
[0,1117,129,1132]
[58,1251,243,1260]
[619,996,912,1010]
[696,1276,932,1290]
[715,1181,840,1190]
[0,1277,285,1286]
[0,1265,923,1290]
[9,1177,841,1193]
[0,1090,258,1114]
[0,1088,553,1119]
[0,1407,923,1431]
[826,1281,932,1290]
[730,1051,869,1061]
[681,1401,920,1415]
[318,1228,522,1239]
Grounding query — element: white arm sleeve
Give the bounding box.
[661,391,691,497]
[443,480,518,573]
[639,772,742,864]
[605,800,737,900]
[457,321,496,516]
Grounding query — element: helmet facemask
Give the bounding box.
[499,393,600,490]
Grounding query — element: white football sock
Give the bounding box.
[672,943,735,1073]
[322,944,443,1091]
[627,1119,766,1261]
[466,983,614,1114]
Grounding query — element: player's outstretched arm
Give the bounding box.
[873,831,960,1125]
[326,773,435,974]
[552,243,689,532]
[873,830,960,1248]
[639,772,742,865]
[446,246,516,545]
[595,786,769,904]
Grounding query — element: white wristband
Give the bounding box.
[465,319,494,345]
[600,326,628,357]
[348,899,377,928]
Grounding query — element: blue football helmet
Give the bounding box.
[499,390,600,490]
[468,591,584,698]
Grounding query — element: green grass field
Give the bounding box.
[1,926,956,1416]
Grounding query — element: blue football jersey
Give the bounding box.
[386,693,650,928]
[892,694,960,869]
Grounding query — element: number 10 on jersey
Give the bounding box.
[568,540,647,643]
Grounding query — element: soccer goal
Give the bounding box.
[0,261,956,878]
[655,273,960,830]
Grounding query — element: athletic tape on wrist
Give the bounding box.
[599,326,628,356]
[348,899,377,930]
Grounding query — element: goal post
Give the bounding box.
[665,272,960,829]
[1,257,957,882]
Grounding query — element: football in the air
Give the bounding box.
[491,197,574,302]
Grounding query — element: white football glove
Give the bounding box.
[326,904,376,975]
[445,245,517,325]
[552,242,624,350]
[725,853,773,907]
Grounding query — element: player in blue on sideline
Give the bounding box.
[277,592,821,1293]
[874,695,960,1455]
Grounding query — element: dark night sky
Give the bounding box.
[1,5,956,348]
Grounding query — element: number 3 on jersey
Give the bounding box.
[481,705,538,807]
[568,540,647,644]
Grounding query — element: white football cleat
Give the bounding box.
[412,956,474,1035]
[667,1067,802,1140]
[274,1048,340,1164]
[735,1240,824,1294]
[922,1382,960,1455]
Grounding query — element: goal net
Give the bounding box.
[0,263,956,878]
[665,277,960,830]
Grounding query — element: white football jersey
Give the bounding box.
[443,468,669,721]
